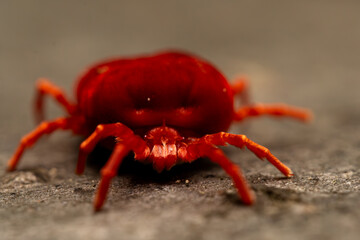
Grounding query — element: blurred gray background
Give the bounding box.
[0,1,359,240]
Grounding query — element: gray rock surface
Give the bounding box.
[0,1,359,240]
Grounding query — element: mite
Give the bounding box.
[7,51,312,211]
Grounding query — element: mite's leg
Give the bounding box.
[94,143,131,211]
[234,103,312,122]
[76,123,149,174]
[35,78,76,123]
[7,117,80,171]
[201,132,293,177]
[188,144,255,204]
[231,76,250,104]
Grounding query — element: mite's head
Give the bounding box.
[144,125,185,172]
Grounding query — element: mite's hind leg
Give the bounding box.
[231,76,250,105]
[94,143,132,211]
[35,78,77,123]
[76,123,149,174]
[234,103,313,122]
[201,132,293,177]
[7,117,81,171]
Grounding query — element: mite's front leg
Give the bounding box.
[187,143,255,205]
[201,132,293,177]
[76,122,148,174]
[94,142,131,211]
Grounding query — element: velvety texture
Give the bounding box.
[76,51,234,136]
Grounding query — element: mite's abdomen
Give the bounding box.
[76,51,234,136]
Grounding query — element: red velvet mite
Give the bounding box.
[7,51,312,211]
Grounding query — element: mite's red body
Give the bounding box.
[8,51,312,211]
[77,52,234,135]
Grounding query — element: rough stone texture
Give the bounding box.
[0,1,359,240]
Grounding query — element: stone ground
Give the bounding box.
[0,1,359,240]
